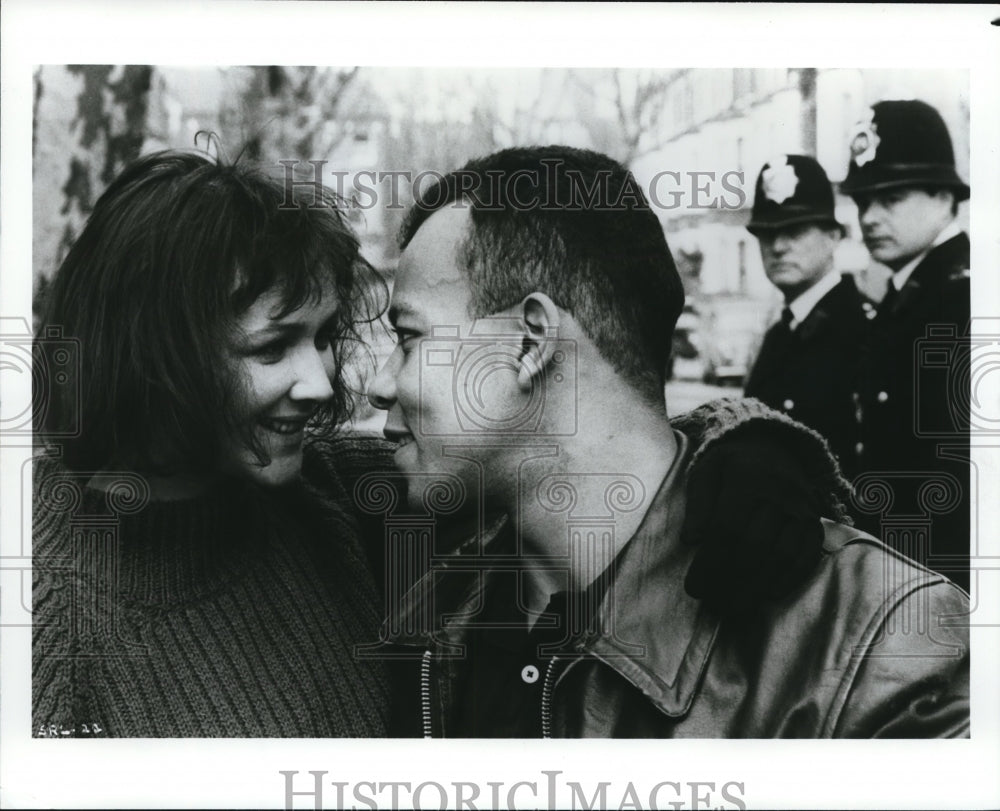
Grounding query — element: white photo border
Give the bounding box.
[3,2,999,809]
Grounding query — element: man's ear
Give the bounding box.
[517,293,560,392]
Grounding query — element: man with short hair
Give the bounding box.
[841,100,971,591]
[744,154,871,477]
[369,146,969,738]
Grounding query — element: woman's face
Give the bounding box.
[224,280,340,487]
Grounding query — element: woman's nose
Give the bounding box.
[289,347,335,403]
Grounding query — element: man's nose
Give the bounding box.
[769,233,791,253]
[855,198,878,226]
[290,346,335,403]
[367,349,399,411]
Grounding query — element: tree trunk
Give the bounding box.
[33,65,153,319]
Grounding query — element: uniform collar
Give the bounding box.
[891,219,962,291]
[786,270,841,330]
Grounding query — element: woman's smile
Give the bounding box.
[259,414,311,437]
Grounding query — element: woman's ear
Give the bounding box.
[517,293,560,392]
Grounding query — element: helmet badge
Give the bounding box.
[850,109,880,167]
[762,156,798,204]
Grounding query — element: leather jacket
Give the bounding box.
[382,433,970,738]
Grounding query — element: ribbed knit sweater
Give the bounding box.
[32,440,391,737]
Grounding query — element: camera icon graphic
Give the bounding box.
[0,318,81,439]
[417,324,578,437]
[915,320,1000,438]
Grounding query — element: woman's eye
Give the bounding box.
[316,320,340,352]
[252,341,287,363]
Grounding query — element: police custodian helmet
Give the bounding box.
[840,99,970,201]
[747,154,845,236]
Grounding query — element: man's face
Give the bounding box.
[853,187,953,270]
[368,206,515,508]
[757,222,838,300]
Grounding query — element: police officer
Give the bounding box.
[841,99,971,591]
[744,155,871,478]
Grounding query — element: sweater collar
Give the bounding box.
[40,464,273,605]
[114,479,270,604]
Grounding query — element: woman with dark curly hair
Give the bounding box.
[33,149,392,736]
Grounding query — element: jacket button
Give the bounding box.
[782,399,794,411]
[855,442,864,455]
[521,665,539,684]
[877,391,889,403]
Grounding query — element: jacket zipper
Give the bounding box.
[420,649,434,738]
[540,655,560,738]
[423,648,564,738]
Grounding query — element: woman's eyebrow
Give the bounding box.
[245,305,340,338]
[244,322,300,339]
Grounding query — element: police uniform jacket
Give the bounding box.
[858,232,970,471]
[855,232,970,589]
[744,274,870,477]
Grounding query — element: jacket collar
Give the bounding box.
[890,220,963,291]
[380,512,510,649]
[884,231,970,318]
[381,433,721,719]
[579,431,721,718]
[796,274,857,343]
[786,270,841,329]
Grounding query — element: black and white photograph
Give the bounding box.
[2,2,999,809]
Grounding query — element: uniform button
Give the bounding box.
[782,399,795,411]
[877,391,889,403]
[855,442,864,455]
[521,665,539,684]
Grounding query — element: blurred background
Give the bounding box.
[32,65,969,421]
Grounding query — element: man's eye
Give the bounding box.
[393,328,416,346]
